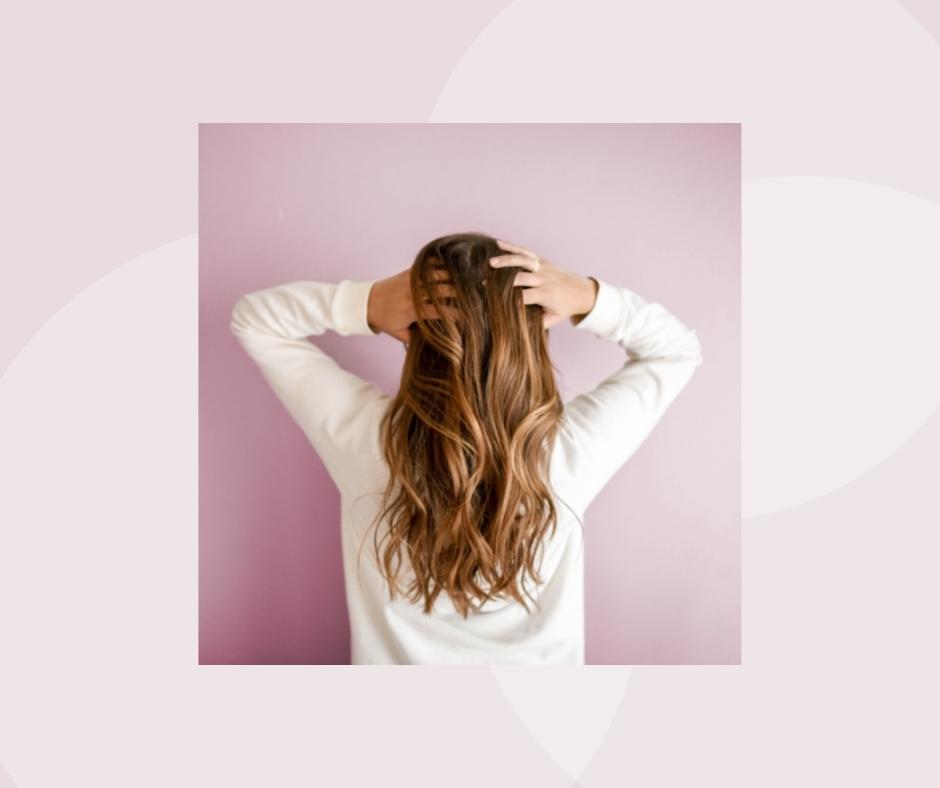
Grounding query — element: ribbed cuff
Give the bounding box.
[573,278,622,339]
[333,279,379,336]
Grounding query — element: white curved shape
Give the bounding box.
[491,666,632,780]
[744,177,940,516]
[430,0,940,202]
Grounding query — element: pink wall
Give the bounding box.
[199,123,740,665]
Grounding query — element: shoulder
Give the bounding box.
[311,383,392,497]
[548,415,589,520]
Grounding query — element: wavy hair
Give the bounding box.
[374,232,564,617]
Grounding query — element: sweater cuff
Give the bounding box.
[573,278,622,338]
[333,279,379,336]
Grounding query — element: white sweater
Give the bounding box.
[230,277,703,665]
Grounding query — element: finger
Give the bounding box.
[513,271,541,288]
[418,303,460,321]
[425,267,452,283]
[543,312,565,329]
[490,253,539,272]
[420,284,458,302]
[496,239,539,259]
[520,286,545,306]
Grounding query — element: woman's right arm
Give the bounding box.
[490,239,704,516]
[562,278,704,514]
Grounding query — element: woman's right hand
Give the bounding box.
[488,239,598,328]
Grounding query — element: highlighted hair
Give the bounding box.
[375,232,563,617]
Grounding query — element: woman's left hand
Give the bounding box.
[367,268,455,343]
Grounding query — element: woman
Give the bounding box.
[230,232,703,665]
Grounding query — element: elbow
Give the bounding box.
[690,329,704,366]
[679,328,704,370]
[229,295,253,337]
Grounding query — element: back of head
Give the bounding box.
[376,232,563,617]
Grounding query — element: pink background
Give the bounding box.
[199,123,740,665]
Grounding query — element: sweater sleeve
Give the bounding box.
[555,278,704,516]
[229,279,391,495]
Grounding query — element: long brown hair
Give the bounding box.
[374,232,564,617]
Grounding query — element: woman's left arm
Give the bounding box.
[230,279,390,494]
